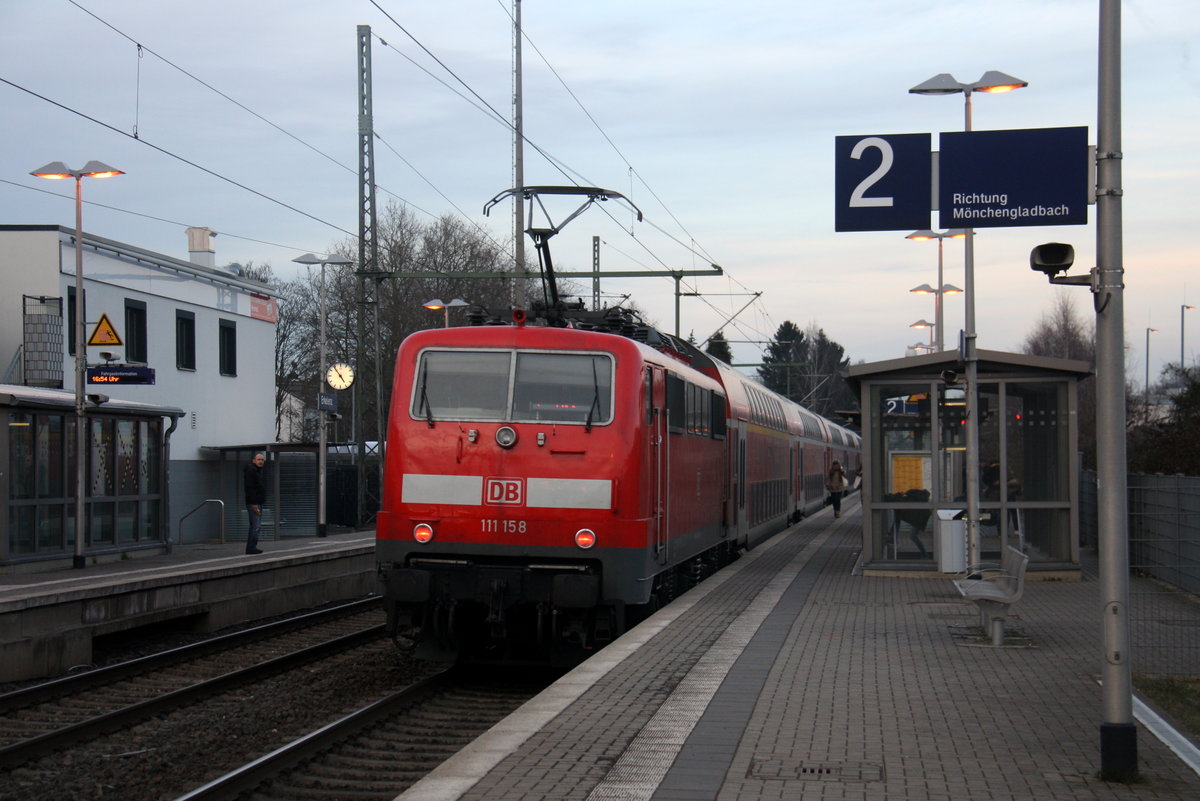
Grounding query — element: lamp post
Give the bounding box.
[911,70,1025,570]
[31,161,123,569]
[423,298,468,328]
[1182,305,1196,369]
[906,229,966,351]
[910,319,934,347]
[1144,327,1159,403]
[293,253,353,538]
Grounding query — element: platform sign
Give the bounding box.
[938,126,1089,229]
[87,366,155,385]
[317,392,338,412]
[835,133,931,232]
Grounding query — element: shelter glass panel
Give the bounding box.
[117,501,137,543]
[117,420,137,495]
[1007,382,1068,502]
[37,415,64,498]
[9,413,34,499]
[91,418,114,497]
[39,506,63,551]
[871,383,934,561]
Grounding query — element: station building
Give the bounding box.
[0,225,278,569]
[848,349,1090,575]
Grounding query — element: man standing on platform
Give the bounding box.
[244,452,266,554]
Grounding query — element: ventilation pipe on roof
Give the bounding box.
[185,226,217,268]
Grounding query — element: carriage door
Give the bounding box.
[648,366,669,563]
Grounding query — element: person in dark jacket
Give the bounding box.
[243,452,267,554]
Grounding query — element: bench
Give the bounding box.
[952,545,1029,646]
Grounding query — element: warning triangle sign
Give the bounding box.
[88,313,123,347]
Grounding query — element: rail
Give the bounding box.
[179,499,225,545]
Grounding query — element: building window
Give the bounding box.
[176,310,196,370]
[219,319,237,376]
[66,286,85,357]
[125,299,147,363]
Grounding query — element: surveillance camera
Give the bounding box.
[1030,242,1075,277]
[99,351,116,362]
[87,393,110,405]
[941,370,960,385]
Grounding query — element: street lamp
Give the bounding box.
[423,298,468,327]
[293,253,354,538]
[31,160,123,569]
[1182,305,1196,369]
[909,319,934,347]
[906,229,966,351]
[911,70,1025,569]
[1145,327,1159,403]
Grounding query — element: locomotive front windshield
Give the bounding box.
[414,349,613,425]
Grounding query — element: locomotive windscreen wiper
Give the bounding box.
[417,362,434,428]
[585,357,600,432]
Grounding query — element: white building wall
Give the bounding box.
[0,225,278,459]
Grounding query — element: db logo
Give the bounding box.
[484,477,524,506]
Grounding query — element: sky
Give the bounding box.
[2,0,1198,388]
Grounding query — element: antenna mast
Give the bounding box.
[512,0,526,307]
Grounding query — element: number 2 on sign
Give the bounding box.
[848,137,894,208]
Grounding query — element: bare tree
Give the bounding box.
[277,204,526,443]
[1020,293,1098,467]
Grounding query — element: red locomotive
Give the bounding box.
[376,308,860,663]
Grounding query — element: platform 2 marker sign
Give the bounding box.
[835,126,1089,232]
[834,133,932,232]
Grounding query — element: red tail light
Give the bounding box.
[413,523,434,543]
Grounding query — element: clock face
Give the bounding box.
[326,363,354,390]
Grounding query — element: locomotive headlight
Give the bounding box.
[495,426,518,448]
[574,528,596,549]
[413,523,434,543]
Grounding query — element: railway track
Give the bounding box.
[176,665,550,801]
[0,597,386,770]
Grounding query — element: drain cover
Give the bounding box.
[748,757,884,782]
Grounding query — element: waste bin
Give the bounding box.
[934,509,966,573]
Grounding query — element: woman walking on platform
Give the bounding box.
[826,460,848,518]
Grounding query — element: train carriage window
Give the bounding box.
[415,350,510,420]
[666,373,685,433]
[645,367,654,425]
[710,391,727,439]
[513,352,612,424]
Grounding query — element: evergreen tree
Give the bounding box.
[705,330,733,363]
[758,322,857,418]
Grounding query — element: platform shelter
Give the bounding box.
[847,349,1090,574]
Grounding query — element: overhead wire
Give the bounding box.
[0,178,326,255]
[47,1,774,349]
[1,76,357,239]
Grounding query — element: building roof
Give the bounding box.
[0,224,279,298]
[0,383,184,417]
[846,348,1093,392]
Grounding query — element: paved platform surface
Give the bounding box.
[0,530,373,597]
[401,498,1200,801]
[0,531,375,682]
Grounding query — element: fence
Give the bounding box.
[1080,470,1200,676]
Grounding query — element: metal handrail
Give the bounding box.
[179,499,226,544]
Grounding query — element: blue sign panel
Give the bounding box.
[835,133,931,232]
[938,126,1088,229]
[317,392,338,412]
[87,366,155,385]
